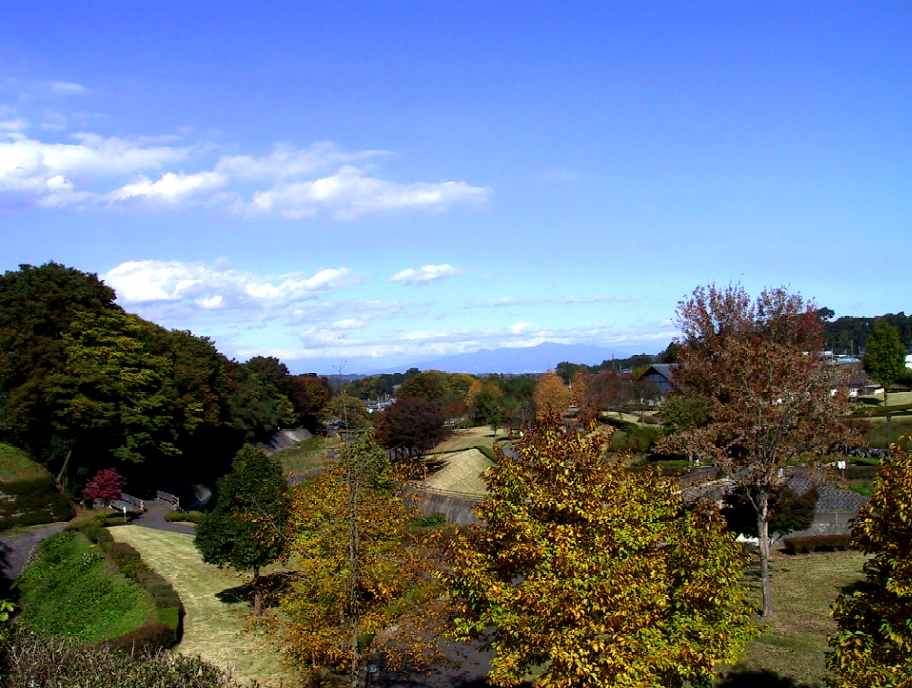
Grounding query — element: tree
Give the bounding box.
[664,284,852,617]
[827,440,912,687]
[533,372,570,420]
[570,370,589,407]
[722,484,817,540]
[863,320,907,410]
[195,445,289,614]
[447,422,754,687]
[288,374,332,431]
[82,468,124,505]
[279,433,448,684]
[375,398,447,454]
[321,394,371,432]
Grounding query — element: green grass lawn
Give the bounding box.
[721,549,867,687]
[273,435,337,476]
[16,531,154,642]
[110,525,296,687]
[0,442,50,483]
[862,417,912,449]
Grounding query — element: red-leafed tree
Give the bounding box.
[660,284,853,617]
[375,398,447,454]
[83,468,124,505]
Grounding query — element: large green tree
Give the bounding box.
[827,440,912,687]
[0,263,116,460]
[46,309,180,487]
[195,445,289,614]
[863,320,907,410]
[448,423,754,687]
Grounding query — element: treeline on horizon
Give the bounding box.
[818,307,912,356]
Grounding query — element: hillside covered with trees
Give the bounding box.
[0,263,333,496]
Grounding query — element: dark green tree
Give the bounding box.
[863,320,907,410]
[195,445,289,614]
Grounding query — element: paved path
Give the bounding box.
[131,500,195,535]
[0,523,67,583]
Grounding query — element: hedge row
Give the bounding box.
[163,510,205,524]
[783,533,854,554]
[78,523,184,653]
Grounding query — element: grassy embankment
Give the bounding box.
[274,435,338,478]
[15,531,153,642]
[0,442,73,531]
[720,549,867,687]
[110,525,294,687]
[420,426,506,496]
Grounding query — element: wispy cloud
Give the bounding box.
[104,259,351,306]
[48,81,87,95]
[391,264,463,284]
[1,129,491,219]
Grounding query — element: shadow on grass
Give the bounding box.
[215,571,294,608]
[717,669,817,688]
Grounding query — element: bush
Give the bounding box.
[0,627,248,688]
[164,510,205,524]
[783,533,853,554]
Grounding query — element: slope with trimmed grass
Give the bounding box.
[15,531,153,642]
[0,442,73,530]
[109,525,294,687]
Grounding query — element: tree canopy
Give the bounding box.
[447,423,754,687]
[194,445,289,613]
[828,440,912,687]
[660,283,853,617]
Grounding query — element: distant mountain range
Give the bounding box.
[370,341,658,375]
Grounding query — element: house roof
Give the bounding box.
[643,363,678,381]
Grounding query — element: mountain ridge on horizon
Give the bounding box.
[363,341,663,376]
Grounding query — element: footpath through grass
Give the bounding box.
[722,549,867,687]
[16,531,153,642]
[110,525,296,687]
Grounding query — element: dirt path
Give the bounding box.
[109,525,295,687]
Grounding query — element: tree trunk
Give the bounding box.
[253,566,262,616]
[758,494,773,618]
[55,448,73,490]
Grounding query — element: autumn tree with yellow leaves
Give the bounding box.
[446,423,755,688]
[827,438,912,687]
[533,372,570,420]
[278,433,449,685]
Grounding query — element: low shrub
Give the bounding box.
[163,510,205,524]
[783,533,853,554]
[0,627,248,688]
[845,465,879,480]
[65,509,109,531]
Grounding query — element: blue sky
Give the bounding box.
[2,2,910,373]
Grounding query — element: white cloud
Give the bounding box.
[195,294,224,310]
[109,171,226,203]
[215,141,388,180]
[104,259,351,307]
[49,81,87,95]
[0,118,29,131]
[1,126,490,219]
[391,263,462,284]
[510,321,532,335]
[332,318,366,329]
[250,165,489,220]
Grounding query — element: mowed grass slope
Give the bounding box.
[0,442,49,482]
[429,425,504,454]
[110,526,296,687]
[722,550,867,686]
[16,531,153,642]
